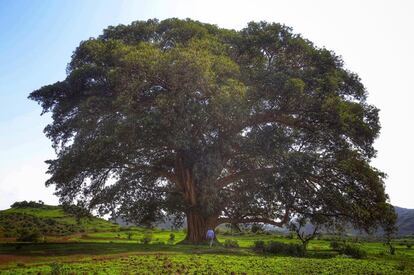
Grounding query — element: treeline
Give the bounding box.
[10,200,48,209]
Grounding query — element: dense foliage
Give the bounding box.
[252,240,306,256]
[10,200,46,209]
[29,18,395,243]
[330,241,367,259]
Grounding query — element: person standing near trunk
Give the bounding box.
[206,229,215,247]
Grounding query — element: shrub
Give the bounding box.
[407,243,412,249]
[127,232,134,240]
[265,241,306,257]
[140,231,153,244]
[285,232,294,239]
[342,244,367,259]
[330,240,346,251]
[140,236,152,244]
[252,240,265,252]
[11,200,45,209]
[50,262,69,275]
[224,239,239,248]
[396,261,409,271]
[168,233,175,244]
[330,240,367,259]
[16,228,41,242]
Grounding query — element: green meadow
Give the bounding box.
[1,227,414,274]
[1,205,414,274]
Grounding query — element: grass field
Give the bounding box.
[1,205,413,274]
[1,228,414,274]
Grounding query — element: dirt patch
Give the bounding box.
[0,251,177,267]
[0,255,33,265]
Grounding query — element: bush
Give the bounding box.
[252,240,265,252]
[16,228,41,242]
[265,241,306,257]
[342,244,367,259]
[330,240,367,259]
[140,231,153,244]
[11,200,45,209]
[126,232,134,240]
[50,262,69,275]
[330,240,346,251]
[252,240,305,257]
[140,236,152,244]
[396,261,409,271]
[285,232,294,239]
[224,239,239,248]
[168,233,175,244]
[407,243,412,249]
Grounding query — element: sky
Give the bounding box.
[0,0,413,210]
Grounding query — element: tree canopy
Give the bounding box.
[29,18,395,243]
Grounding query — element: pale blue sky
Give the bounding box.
[1,0,413,210]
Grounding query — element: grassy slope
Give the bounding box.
[0,205,119,238]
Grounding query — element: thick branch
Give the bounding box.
[216,209,290,228]
[215,167,275,188]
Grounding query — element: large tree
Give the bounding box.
[30,18,395,243]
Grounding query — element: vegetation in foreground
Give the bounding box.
[1,227,414,274]
[0,204,413,273]
[2,253,413,275]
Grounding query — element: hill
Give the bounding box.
[395,206,414,236]
[0,201,119,239]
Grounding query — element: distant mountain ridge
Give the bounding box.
[394,206,414,236]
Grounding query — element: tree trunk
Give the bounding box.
[184,210,217,244]
[174,155,218,244]
[185,211,207,243]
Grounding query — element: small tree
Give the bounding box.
[168,233,175,244]
[289,216,320,250]
[126,232,134,240]
[381,204,397,255]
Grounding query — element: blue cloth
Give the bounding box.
[206,229,215,239]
